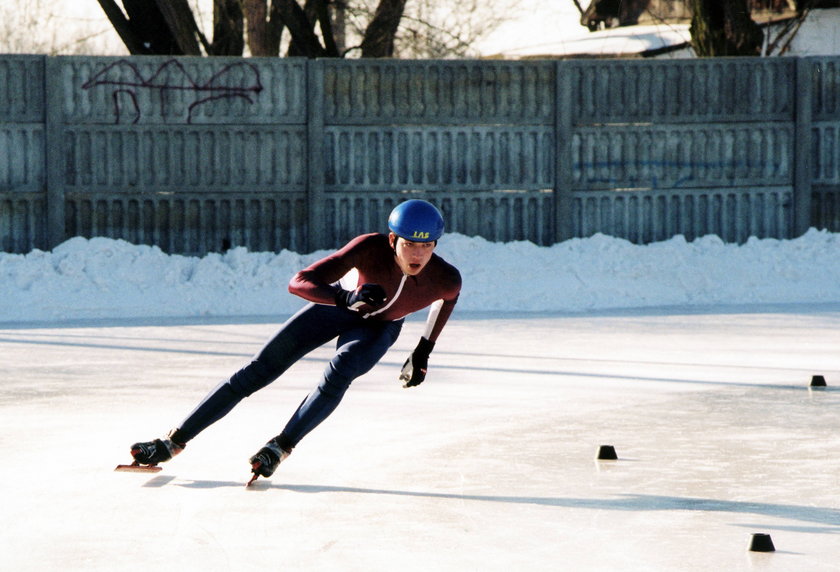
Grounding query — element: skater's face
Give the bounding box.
[390,233,435,276]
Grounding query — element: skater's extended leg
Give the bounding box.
[248,319,402,481]
[277,318,403,449]
[175,304,351,442]
[130,305,355,465]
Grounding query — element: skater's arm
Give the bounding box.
[289,234,376,304]
[422,259,461,342]
[423,296,457,343]
[399,270,460,388]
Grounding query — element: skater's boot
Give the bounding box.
[130,430,186,465]
[249,438,290,479]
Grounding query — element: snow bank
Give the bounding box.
[2,229,839,323]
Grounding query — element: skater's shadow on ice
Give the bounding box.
[173,479,251,489]
[142,475,178,487]
[161,479,840,529]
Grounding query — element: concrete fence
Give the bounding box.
[1,54,839,255]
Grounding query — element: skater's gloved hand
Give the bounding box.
[335,283,387,311]
[399,337,435,388]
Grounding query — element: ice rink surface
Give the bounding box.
[1,305,839,571]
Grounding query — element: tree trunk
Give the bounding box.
[100,0,407,59]
[97,0,202,55]
[690,0,763,56]
[266,1,285,56]
[332,0,347,55]
[120,0,182,54]
[285,0,338,56]
[243,0,272,56]
[212,0,245,56]
[96,0,151,54]
[151,0,202,55]
[312,0,339,57]
[360,0,407,58]
[275,0,328,57]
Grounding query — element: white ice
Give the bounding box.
[1,232,840,571]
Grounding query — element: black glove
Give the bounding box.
[399,337,435,388]
[335,283,387,311]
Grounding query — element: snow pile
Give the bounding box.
[1,229,839,323]
[445,230,840,312]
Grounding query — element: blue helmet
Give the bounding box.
[388,200,444,242]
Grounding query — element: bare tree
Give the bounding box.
[275,0,331,57]
[95,0,211,54]
[212,0,245,56]
[689,0,764,56]
[97,0,377,57]
[96,0,516,59]
[358,0,406,57]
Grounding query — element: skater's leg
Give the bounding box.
[174,304,354,443]
[278,319,403,448]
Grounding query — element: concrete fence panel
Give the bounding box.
[0,55,838,255]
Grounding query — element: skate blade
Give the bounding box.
[246,462,261,487]
[115,463,162,473]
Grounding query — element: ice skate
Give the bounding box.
[131,436,184,464]
[115,431,185,472]
[247,438,290,485]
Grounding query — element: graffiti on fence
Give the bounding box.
[81,59,263,124]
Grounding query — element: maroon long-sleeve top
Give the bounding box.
[289,233,462,342]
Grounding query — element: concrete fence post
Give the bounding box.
[554,61,574,244]
[793,57,813,237]
[306,59,326,252]
[44,56,65,249]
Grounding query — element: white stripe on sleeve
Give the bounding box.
[422,299,444,340]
